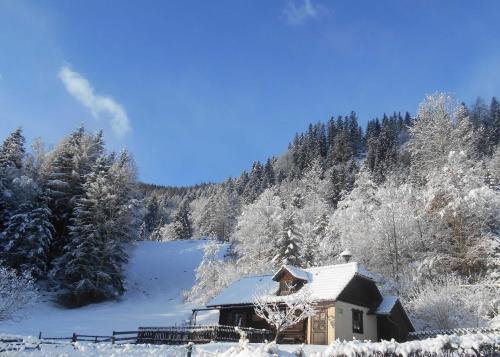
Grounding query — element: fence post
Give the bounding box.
[38,331,42,340]
[72,333,77,343]
[112,331,115,344]
[186,342,194,357]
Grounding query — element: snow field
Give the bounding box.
[0,240,216,337]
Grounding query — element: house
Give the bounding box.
[204,262,414,344]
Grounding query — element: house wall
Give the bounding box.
[334,301,378,342]
[327,305,336,343]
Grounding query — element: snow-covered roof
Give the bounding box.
[207,274,279,307]
[271,265,310,281]
[207,262,375,307]
[375,295,398,315]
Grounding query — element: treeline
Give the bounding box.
[145,96,500,243]
[0,127,142,307]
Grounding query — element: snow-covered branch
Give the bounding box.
[253,283,316,342]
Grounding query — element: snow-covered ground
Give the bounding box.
[0,240,217,337]
[1,333,499,356]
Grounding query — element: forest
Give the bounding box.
[0,93,499,329]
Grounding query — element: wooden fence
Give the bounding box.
[409,327,500,340]
[136,325,273,344]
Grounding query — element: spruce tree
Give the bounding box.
[490,97,500,147]
[1,190,53,279]
[0,128,25,170]
[51,152,140,306]
[172,201,192,240]
[272,208,302,267]
[0,128,26,232]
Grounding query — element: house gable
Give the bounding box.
[273,267,307,295]
[336,274,383,309]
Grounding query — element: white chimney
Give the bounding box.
[340,249,352,263]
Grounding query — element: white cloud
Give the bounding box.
[284,0,323,26]
[58,66,131,137]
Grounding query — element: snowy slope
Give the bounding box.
[0,240,216,337]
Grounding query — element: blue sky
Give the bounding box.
[1,1,500,186]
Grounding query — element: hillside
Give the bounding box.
[0,240,214,336]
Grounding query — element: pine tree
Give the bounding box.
[0,128,26,232]
[242,161,264,204]
[0,128,25,170]
[1,190,53,279]
[490,97,500,147]
[42,127,85,257]
[51,152,141,307]
[50,157,114,306]
[43,127,105,258]
[272,208,302,267]
[172,201,192,240]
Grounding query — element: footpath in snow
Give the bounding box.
[0,240,216,337]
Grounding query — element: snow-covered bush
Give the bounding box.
[321,333,500,357]
[0,266,38,321]
[404,275,497,330]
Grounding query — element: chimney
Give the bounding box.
[340,249,352,263]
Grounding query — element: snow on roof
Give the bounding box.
[375,295,399,315]
[207,274,279,307]
[207,262,375,307]
[272,265,310,282]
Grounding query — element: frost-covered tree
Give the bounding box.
[170,201,192,240]
[184,240,238,305]
[42,127,104,257]
[232,188,283,274]
[408,93,478,183]
[51,152,141,307]
[422,150,499,276]
[0,128,26,232]
[0,266,38,321]
[253,284,316,342]
[197,186,239,241]
[0,128,25,171]
[1,176,53,279]
[273,208,302,267]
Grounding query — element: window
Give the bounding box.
[233,312,244,326]
[352,309,364,334]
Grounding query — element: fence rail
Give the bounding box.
[409,327,500,340]
[136,325,273,344]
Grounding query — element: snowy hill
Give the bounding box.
[0,240,215,337]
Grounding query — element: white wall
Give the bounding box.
[333,301,377,342]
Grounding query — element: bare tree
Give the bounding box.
[253,283,316,343]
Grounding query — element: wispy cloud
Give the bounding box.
[58,66,131,137]
[284,0,326,26]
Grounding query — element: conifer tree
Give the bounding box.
[490,97,500,147]
[272,208,302,267]
[51,151,141,306]
[0,128,26,232]
[0,128,25,171]
[1,188,53,280]
[172,201,192,240]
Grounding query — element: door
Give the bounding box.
[311,309,328,345]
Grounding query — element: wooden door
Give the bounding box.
[311,309,328,345]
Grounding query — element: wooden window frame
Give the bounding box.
[352,309,364,334]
